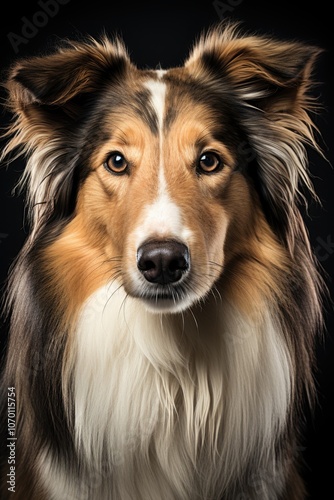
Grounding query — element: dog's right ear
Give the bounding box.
[1,37,133,230]
[4,36,132,118]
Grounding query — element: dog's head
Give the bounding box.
[2,22,322,313]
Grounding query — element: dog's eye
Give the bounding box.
[104,152,129,175]
[197,152,222,175]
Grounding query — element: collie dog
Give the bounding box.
[0,21,324,499]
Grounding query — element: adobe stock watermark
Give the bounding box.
[7,0,71,54]
[213,0,244,20]
[235,445,307,500]
[314,234,334,262]
[7,387,16,494]
[0,233,9,246]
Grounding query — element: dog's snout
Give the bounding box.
[137,240,190,285]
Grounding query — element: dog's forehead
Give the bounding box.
[142,68,221,129]
[99,66,230,140]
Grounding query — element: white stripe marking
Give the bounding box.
[138,79,192,245]
[144,79,166,134]
[155,69,167,79]
[144,78,168,206]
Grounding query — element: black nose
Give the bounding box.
[137,240,190,285]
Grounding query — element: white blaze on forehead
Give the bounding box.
[144,78,166,195]
[136,78,192,246]
[144,79,166,133]
[155,68,167,79]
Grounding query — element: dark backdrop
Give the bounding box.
[0,1,333,498]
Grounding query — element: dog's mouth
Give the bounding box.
[138,284,191,312]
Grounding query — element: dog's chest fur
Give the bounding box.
[39,282,291,499]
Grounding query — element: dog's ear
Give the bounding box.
[4,37,131,139]
[185,22,323,250]
[2,36,132,161]
[185,22,321,116]
[1,37,133,230]
[4,37,132,119]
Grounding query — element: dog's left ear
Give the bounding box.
[185,22,321,116]
[185,22,323,249]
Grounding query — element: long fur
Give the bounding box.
[0,21,325,499]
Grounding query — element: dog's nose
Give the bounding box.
[137,240,190,285]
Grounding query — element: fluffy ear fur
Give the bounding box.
[5,36,131,108]
[185,22,323,251]
[1,37,132,230]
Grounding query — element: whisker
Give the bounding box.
[188,306,199,333]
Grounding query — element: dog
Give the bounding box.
[0,21,325,499]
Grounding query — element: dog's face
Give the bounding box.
[4,24,320,313]
[80,69,253,313]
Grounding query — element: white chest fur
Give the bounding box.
[41,282,292,499]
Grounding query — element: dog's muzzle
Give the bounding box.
[137,239,190,285]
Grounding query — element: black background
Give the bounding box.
[0,1,333,498]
